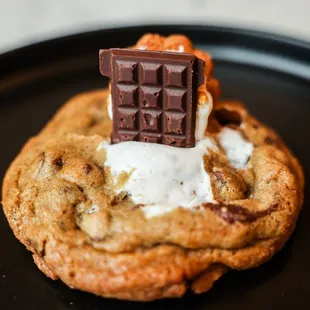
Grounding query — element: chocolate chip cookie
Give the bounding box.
[1,34,304,301]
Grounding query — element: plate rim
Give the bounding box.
[1,24,310,61]
[1,24,310,91]
[0,23,310,57]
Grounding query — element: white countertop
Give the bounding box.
[0,0,310,53]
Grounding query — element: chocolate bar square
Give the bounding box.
[100,49,204,147]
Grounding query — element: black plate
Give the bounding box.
[0,25,309,310]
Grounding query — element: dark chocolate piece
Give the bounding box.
[99,48,204,147]
[202,203,279,224]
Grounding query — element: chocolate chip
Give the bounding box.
[214,171,224,182]
[88,118,98,128]
[38,240,47,258]
[214,109,242,127]
[40,152,46,163]
[83,164,93,174]
[77,186,84,194]
[92,236,103,242]
[203,202,279,224]
[265,137,274,145]
[53,156,63,169]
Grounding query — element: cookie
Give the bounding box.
[2,89,303,300]
[1,34,304,301]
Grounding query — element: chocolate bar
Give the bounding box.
[99,48,204,147]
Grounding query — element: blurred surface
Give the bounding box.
[0,0,310,53]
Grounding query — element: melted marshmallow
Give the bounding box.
[178,45,185,52]
[166,45,185,53]
[195,92,213,141]
[218,128,253,169]
[98,139,216,218]
[107,95,113,119]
